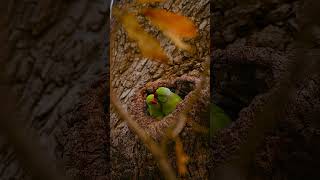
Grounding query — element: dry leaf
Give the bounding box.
[115,8,168,63]
[137,0,166,3]
[143,8,197,38]
[164,31,193,52]
[175,137,189,176]
[143,8,197,52]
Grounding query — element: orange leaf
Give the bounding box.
[164,31,193,52]
[143,8,197,52]
[137,0,166,3]
[175,137,189,176]
[115,9,168,63]
[143,8,197,38]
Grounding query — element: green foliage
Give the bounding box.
[209,103,232,138]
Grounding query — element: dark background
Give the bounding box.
[0,0,319,179]
[1,0,109,179]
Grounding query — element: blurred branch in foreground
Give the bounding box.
[110,91,176,180]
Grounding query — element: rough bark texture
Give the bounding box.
[3,0,319,179]
[110,0,210,178]
[210,47,320,180]
[210,1,320,179]
[2,0,108,179]
[211,0,301,51]
[111,0,319,179]
[56,74,109,177]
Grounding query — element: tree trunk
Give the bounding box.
[110,0,210,178]
[3,0,319,179]
[2,0,108,179]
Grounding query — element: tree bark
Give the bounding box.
[3,0,319,179]
[110,0,210,178]
[2,0,108,179]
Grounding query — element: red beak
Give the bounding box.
[151,98,157,104]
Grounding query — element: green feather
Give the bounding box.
[156,87,182,116]
[209,103,232,138]
[146,94,164,119]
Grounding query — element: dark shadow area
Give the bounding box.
[213,63,271,120]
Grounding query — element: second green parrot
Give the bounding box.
[155,87,182,116]
[146,94,164,119]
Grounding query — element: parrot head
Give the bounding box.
[155,87,172,103]
[146,94,158,105]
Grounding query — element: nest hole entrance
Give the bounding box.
[145,79,196,117]
[213,63,272,120]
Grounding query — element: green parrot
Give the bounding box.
[209,103,232,138]
[146,94,164,119]
[155,87,182,116]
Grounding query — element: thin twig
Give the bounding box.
[110,1,209,178]
[110,91,177,180]
[171,58,210,138]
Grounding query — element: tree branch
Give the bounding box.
[110,91,177,180]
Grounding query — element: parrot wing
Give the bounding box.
[148,104,164,119]
[162,93,182,115]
